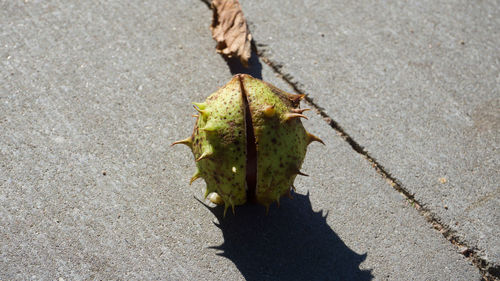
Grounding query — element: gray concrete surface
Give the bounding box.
[241,0,500,269]
[0,0,493,280]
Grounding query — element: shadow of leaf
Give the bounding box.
[204,192,373,281]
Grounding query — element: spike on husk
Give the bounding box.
[196,151,212,162]
[284,112,308,121]
[192,104,209,117]
[201,120,220,132]
[307,132,325,145]
[171,137,192,147]
[296,170,309,177]
[173,74,324,216]
[291,108,310,114]
[190,170,201,185]
[263,105,276,117]
[192,102,207,110]
[223,203,230,218]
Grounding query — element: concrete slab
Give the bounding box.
[241,0,500,269]
[0,0,483,280]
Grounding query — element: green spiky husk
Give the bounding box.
[243,76,308,206]
[192,78,247,210]
[174,74,322,214]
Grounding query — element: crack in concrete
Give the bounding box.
[197,1,499,279]
[250,41,500,281]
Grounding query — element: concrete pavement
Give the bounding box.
[241,0,500,276]
[0,0,496,280]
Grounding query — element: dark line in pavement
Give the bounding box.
[250,41,499,281]
[197,1,499,279]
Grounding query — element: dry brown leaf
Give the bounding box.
[211,0,252,67]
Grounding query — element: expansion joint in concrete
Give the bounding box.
[250,40,499,281]
[196,1,499,278]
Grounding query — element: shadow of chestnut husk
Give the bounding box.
[223,48,263,80]
[204,192,373,281]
